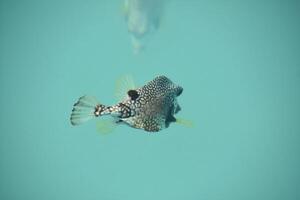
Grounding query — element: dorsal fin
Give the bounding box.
[115,74,136,101]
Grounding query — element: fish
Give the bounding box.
[70,75,188,132]
[122,0,163,54]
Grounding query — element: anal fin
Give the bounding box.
[96,119,117,135]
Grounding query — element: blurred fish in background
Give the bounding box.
[122,0,164,54]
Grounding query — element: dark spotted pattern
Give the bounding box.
[94,104,106,116]
[118,103,132,118]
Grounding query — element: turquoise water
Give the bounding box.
[1,1,300,199]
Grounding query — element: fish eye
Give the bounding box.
[127,90,139,100]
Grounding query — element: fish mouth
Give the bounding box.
[165,103,178,128]
[177,87,183,96]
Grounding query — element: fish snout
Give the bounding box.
[176,87,183,96]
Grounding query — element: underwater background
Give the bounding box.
[1,0,300,200]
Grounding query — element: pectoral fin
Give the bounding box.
[176,118,194,128]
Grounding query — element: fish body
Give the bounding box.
[71,75,183,132]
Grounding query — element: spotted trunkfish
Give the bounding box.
[70,75,191,132]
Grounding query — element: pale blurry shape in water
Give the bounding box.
[131,36,144,54]
[123,0,164,54]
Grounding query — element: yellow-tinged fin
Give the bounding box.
[96,119,116,135]
[176,118,194,128]
[115,74,136,101]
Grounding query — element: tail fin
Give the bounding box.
[70,95,100,126]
